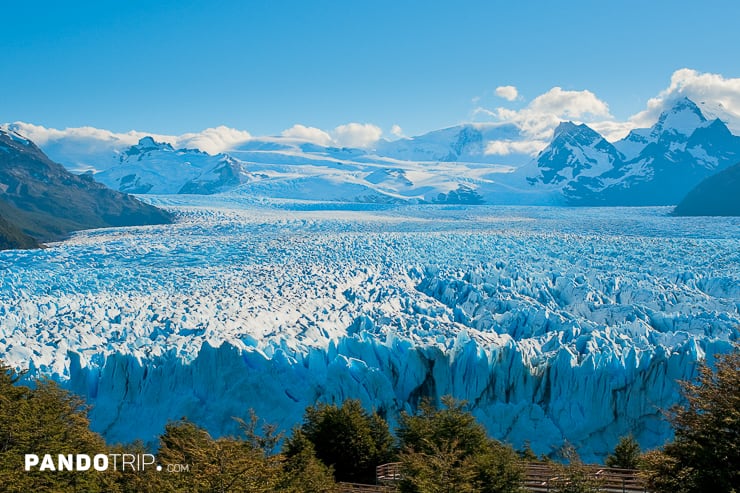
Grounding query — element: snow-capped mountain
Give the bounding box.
[524,122,624,188]
[95,137,250,194]
[532,97,740,205]
[6,96,740,206]
[375,123,525,164]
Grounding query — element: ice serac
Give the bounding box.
[65,318,734,462]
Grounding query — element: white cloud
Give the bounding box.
[588,120,636,142]
[473,86,615,155]
[281,124,333,146]
[627,68,740,133]
[6,122,252,156]
[176,126,252,154]
[486,87,613,142]
[8,121,142,148]
[390,124,405,139]
[485,139,549,156]
[332,123,383,148]
[495,85,519,101]
[478,69,740,153]
[528,87,611,119]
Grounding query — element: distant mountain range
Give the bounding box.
[0,128,172,250]
[4,97,740,211]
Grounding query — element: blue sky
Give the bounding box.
[2,0,739,140]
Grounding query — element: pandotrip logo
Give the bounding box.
[24,453,190,473]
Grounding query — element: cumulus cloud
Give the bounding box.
[529,87,610,119]
[588,120,636,142]
[5,122,252,156]
[332,123,383,148]
[628,68,740,133]
[484,86,613,144]
[390,124,405,139]
[472,86,617,155]
[478,69,740,154]
[485,139,550,156]
[176,126,252,154]
[495,85,519,101]
[281,124,333,146]
[8,121,142,148]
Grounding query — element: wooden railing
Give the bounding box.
[338,482,396,493]
[372,461,648,492]
[375,462,402,483]
[522,463,647,493]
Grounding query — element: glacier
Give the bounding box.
[1,197,738,461]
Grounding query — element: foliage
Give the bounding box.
[548,444,604,493]
[155,418,283,492]
[0,363,118,492]
[472,442,526,493]
[397,396,524,493]
[297,399,395,483]
[642,347,740,493]
[399,439,477,493]
[278,428,338,493]
[516,442,540,462]
[605,435,641,469]
[397,396,488,458]
[639,449,694,493]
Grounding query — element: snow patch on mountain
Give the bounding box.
[95,137,249,194]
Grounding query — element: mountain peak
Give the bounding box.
[0,127,35,149]
[124,137,174,158]
[552,121,603,145]
[652,97,707,138]
[136,136,172,150]
[554,121,580,135]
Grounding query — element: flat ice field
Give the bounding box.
[2,196,739,460]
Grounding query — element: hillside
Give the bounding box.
[673,161,740,216]
[0,128,172,249]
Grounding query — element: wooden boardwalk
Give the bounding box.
[337,461,650,493]
[338,482,395,493]
[522,463,647,492]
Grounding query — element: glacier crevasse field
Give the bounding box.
[2,196,738,460]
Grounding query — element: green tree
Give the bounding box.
[643,347,740,493]
[397,396,524,493]
[516,442,540,462]
[397,396,488,458]
[0,363,118,492]
[399,439,477,493]
[108,440,164,493]
[639,449,693,493]
[473,442,526,493]
[278,428,338,493]
[605,435,641,469]
[156,418,281,492]
[298,399,395,483]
